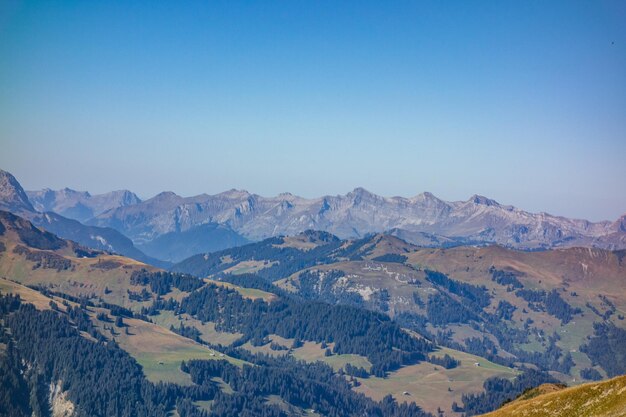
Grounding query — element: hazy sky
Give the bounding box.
[1,1,625,221]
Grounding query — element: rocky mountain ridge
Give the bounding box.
[27,187,141,222]
[8,168,626,259]
[90,186,625,251]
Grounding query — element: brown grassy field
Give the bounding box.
[91,307,245,385]
[0,277,243,386]
[234,332,517,416]
[0,277,59,310]
[354,347,518,417]
[151,310,244,346]
[204,278,277,301]
[0,243,157,308]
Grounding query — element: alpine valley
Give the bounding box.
[0,167,625,417]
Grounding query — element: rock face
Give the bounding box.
[27,188,141,222]
[91,187,625,251]
[0,170,34,214]
[49,381,75,417]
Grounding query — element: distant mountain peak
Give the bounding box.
[62,186,86,194]
[155,191,178,198]
[217,189,253,199]
[5,165,623,254]
[27,185,141,222]
[412,191,442,201]
[469,194,500,206]
[612,213,626,233]
[87,184,626,252]
[408,192,448,209]
[111,189,141,205]
[350,186,373,195]
[146,191,183,205]
[347,187,379,204]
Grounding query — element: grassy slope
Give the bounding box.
[238,335,374,372]
[0,229,266,385]
[0,233,159,309]
[222,326,517,416]
[91,308,244,385]
[481,375,626,417]
[235,332,517,417]
[407,245,626,378]
[150,310,243,346]
[204,278,277,301]
[0,280,243,386]
[0,277,59,310]
[355,347,518,417]
[292,341,373,372]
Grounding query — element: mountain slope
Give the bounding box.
[91,187,626,254]
[0,169,34,214]
[0,210,160,305]
[30,211,169,268]
[0,169,166,267]
[172,231,626,385]
[480,374,626,417]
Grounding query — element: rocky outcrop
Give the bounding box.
[49,381,75,417]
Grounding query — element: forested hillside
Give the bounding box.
[0,294,436,417]
[1,212,624,416]
[172,232,626,386]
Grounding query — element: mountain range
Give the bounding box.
[81,186,625,258]
[1,170,625,416]
[2,167,625,264]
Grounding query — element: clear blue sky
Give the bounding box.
[1,1,625,221]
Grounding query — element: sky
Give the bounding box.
[1,1,625,221]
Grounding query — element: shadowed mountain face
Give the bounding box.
[137,222,249,263]
[90,187,626,252]
[0,210,71,252]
